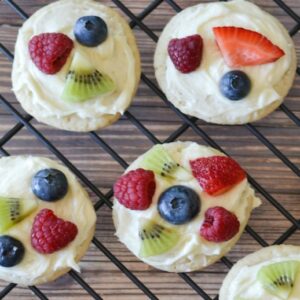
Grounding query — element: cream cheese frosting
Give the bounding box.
[0,156,96,285]
[154,0,297,124]
[220,245,300,300]
[12,0,140,131]
[113,142,261,272]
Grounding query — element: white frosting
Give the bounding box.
[13,0,139,120]
[155,0,295,124]
[113,142,261,272]
[228,255,300,299]
[0,156,96,284]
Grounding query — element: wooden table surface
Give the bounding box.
[0,0,299,299]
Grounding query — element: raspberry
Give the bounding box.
[114,168,156,210]
[190,156,246,196]
[29,33,73,74]
[200,207,240,242]
[168,34,203,73]
[31,209,78,254]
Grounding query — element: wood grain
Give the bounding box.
[0,0,300,299]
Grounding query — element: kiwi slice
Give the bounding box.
[139,220,179,258]
[140,145,191,180]
[61,52,115,102]
[0,197,37,233]
[257,260,300,299]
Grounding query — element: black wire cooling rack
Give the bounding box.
[0,0,299,299]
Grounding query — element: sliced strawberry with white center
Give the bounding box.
[213,26,285,67]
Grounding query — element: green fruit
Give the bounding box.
[0,197,37,233]
[257,260,300,299]
[61,52,115,102]
[140,145,191,180]
[139,220,179,258]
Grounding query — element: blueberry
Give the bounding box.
[0,236,25,267]
[74,16,108,47]
[158,185,200,225]
[32,168,68,202]
[219,70,251,101]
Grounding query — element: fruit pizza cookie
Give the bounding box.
[0,156,96,285]
[154,0,297,124]
[220,245,300,300]
[12,0,140,131]
[113,142,261,272]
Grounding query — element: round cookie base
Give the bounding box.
[0,156,97,286]
[154,1,297,125]
[219,245,300,299]
[32,112,121,133]
[12,0,141,132]
[113,141,260,272]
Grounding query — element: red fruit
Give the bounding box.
[31,209,78,254]
[168,34,203,73]
[213,26,285,67]
[114,168,156,210]
[29,33,74,74]
[200,206,240,242]
[190,156,246,196]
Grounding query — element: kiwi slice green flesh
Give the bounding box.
[140,144,191,180]
[61,52,115,102]
[0,197,37,233]
[257,260,300,299]
[139,220,179,258]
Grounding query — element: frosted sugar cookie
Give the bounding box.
[12,0,140,131]
[220,245,300,300]
[113,142,261,272]
[0,156,96,285]
[154,0,297,124]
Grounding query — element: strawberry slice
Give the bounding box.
[190,156,246,196]
[213,26,285,67]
